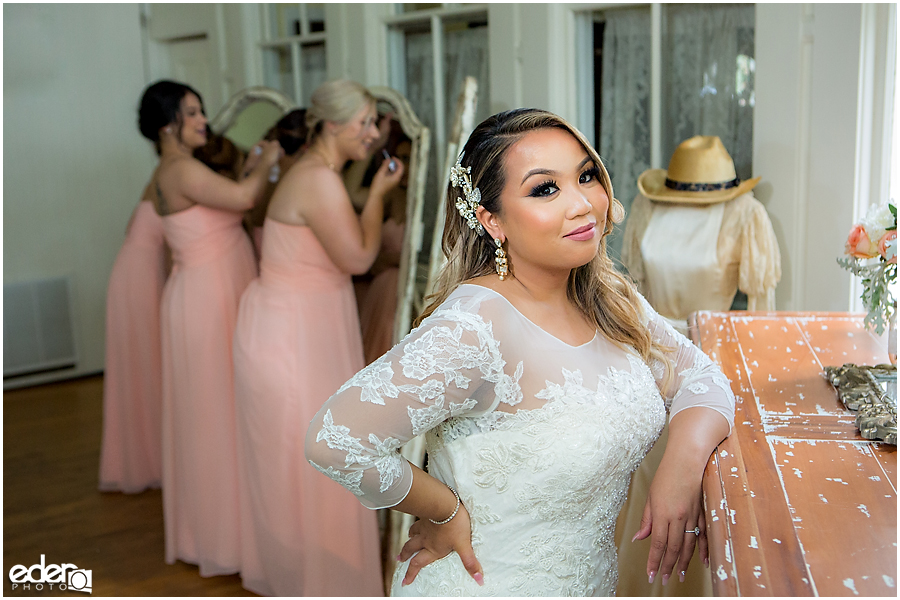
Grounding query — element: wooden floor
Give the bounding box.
[3,375,252,596]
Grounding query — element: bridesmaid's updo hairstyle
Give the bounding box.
[418,108,674,386]
[266,109,309,156]
[138,80,204,154]
[305,79,376,143]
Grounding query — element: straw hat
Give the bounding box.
[637,135,760,204]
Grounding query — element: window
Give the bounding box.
[259,4,327,107]
[577,4,756,264]
[386,4,491,262]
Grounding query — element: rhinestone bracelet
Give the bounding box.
[429,486,460,525]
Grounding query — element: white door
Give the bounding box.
[167,37,218,111]
[141,4,222,113]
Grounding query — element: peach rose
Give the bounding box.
[846,224,878,259]
[878,230,897,264]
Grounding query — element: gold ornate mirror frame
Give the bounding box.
[824,363,897,444]
[366,86,431,347]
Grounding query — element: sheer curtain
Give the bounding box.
[600,4,755,264]
[403,23,489,262]
[600,7,652,264]
[663,4,756,180]
[404,30,438,265]
[443,24,491,135]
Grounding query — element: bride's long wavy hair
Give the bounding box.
[416,108,672,382]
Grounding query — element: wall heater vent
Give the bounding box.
[4,276,78,378]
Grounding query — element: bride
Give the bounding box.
[305,108,735,595]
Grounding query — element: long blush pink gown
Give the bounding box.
[99,200,166,493]
[233,218,383,596]
[160,204,256,577]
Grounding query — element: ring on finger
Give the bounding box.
[685,526,701,535]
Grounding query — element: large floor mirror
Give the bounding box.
[209,86,297,151]
[363,87,431,346]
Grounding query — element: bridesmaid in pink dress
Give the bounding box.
[138,80,282,577]
[98,190,167,493]
[233,79,404,596]
[244,109,310,261]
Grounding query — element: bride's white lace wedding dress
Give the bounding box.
[306,284,735,596]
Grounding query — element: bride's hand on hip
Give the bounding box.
[397,503,484,587]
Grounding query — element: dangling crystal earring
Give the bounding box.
[494,238,509,280]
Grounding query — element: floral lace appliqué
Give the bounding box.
[315,410,405,493]
[308,460,364,497]
[336,356,399,405]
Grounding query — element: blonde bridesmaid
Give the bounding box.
[233,79,402,596]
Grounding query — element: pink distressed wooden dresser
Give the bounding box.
[689,311,897,596]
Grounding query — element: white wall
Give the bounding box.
[325,3,391,87]
[4,4,154,387]
[143,4,231,116]
[488,4,574,119]
[754,3,893,312]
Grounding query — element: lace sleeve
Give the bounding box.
[304,299,522,509]
[637,294,736,431]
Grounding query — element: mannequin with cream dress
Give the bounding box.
[618,136,780,596]
[621,136,781,336]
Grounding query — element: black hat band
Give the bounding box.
[664,177,740,193]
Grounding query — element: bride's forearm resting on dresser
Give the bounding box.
[663,407,731,480]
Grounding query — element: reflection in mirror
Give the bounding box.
[364,87,430,346]
[209,87,297,152]
[349,115,412,367]
[351,88,428,589]
[204,86,298,256]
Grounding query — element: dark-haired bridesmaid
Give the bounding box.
[137,79,281,576]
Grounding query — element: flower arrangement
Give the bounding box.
[838,200,897,334]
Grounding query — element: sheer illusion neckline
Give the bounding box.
[457,284,600,349]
